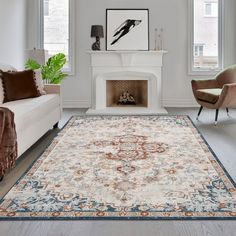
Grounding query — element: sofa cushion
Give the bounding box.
[0,64,17,104]
[195,88,222,104]
[1,94,60,132]
[0,70,41,103]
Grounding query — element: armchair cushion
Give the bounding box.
[195,88,222,104]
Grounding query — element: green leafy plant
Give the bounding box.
[25,53,68,84]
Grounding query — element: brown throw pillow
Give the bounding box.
[0,70,41,103]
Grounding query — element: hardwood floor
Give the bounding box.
[0,108,236,236]
[1,221,236,236]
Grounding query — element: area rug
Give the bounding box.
[0,116,236,220]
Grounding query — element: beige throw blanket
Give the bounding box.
[0,107,17,177]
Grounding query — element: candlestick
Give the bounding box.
[160,28,164,50]
[154,28,158,51]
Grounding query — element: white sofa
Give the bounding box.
[0,64,62,158]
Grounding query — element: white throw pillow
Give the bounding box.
[0,64,17,104]
[34,69,46,95]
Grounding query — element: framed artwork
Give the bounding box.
[106,9,149,51]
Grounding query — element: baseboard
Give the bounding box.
[62,100,90,108]
[162,99,199,108]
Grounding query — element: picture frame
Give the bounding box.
[106,9,149,51]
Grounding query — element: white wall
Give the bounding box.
[0,0,27,69]
[27,0,236,108]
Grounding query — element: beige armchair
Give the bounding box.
[191,65,236,125]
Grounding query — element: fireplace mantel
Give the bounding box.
[88,50,167,67]
[87,50,167,115]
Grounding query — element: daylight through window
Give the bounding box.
[42,0,71,70]
[191,0,222,72]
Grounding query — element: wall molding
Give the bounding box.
[162,99,199,108]
[63,100,90,108]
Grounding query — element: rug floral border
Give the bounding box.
[0,115,236,221]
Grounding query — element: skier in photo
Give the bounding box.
[111,19,142,45]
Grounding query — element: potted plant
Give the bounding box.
[25,53,68,84]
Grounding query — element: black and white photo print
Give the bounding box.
[106,9,149,51]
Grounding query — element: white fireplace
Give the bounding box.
[87,51,167,115]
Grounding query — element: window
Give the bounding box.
[204,2,218,17]
[194,44,204,56]
[44,0,49,16]
[40,0,74,73]
[189,0,223,74]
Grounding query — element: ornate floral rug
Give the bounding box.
[0,116,236,220]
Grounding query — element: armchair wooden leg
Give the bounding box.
[215,109,219,126]
[197,106,203,120]
[226,108,229,116]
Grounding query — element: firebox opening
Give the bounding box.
[106,80,148,107]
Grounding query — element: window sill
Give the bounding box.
[62,67,75,76]
[204,15,218,18]
[188,69,221,76]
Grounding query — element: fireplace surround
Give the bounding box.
[87,51,167,114]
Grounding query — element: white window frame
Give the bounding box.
[188,0,224,75]
[43,0,49,16]
[39,0,75,75]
